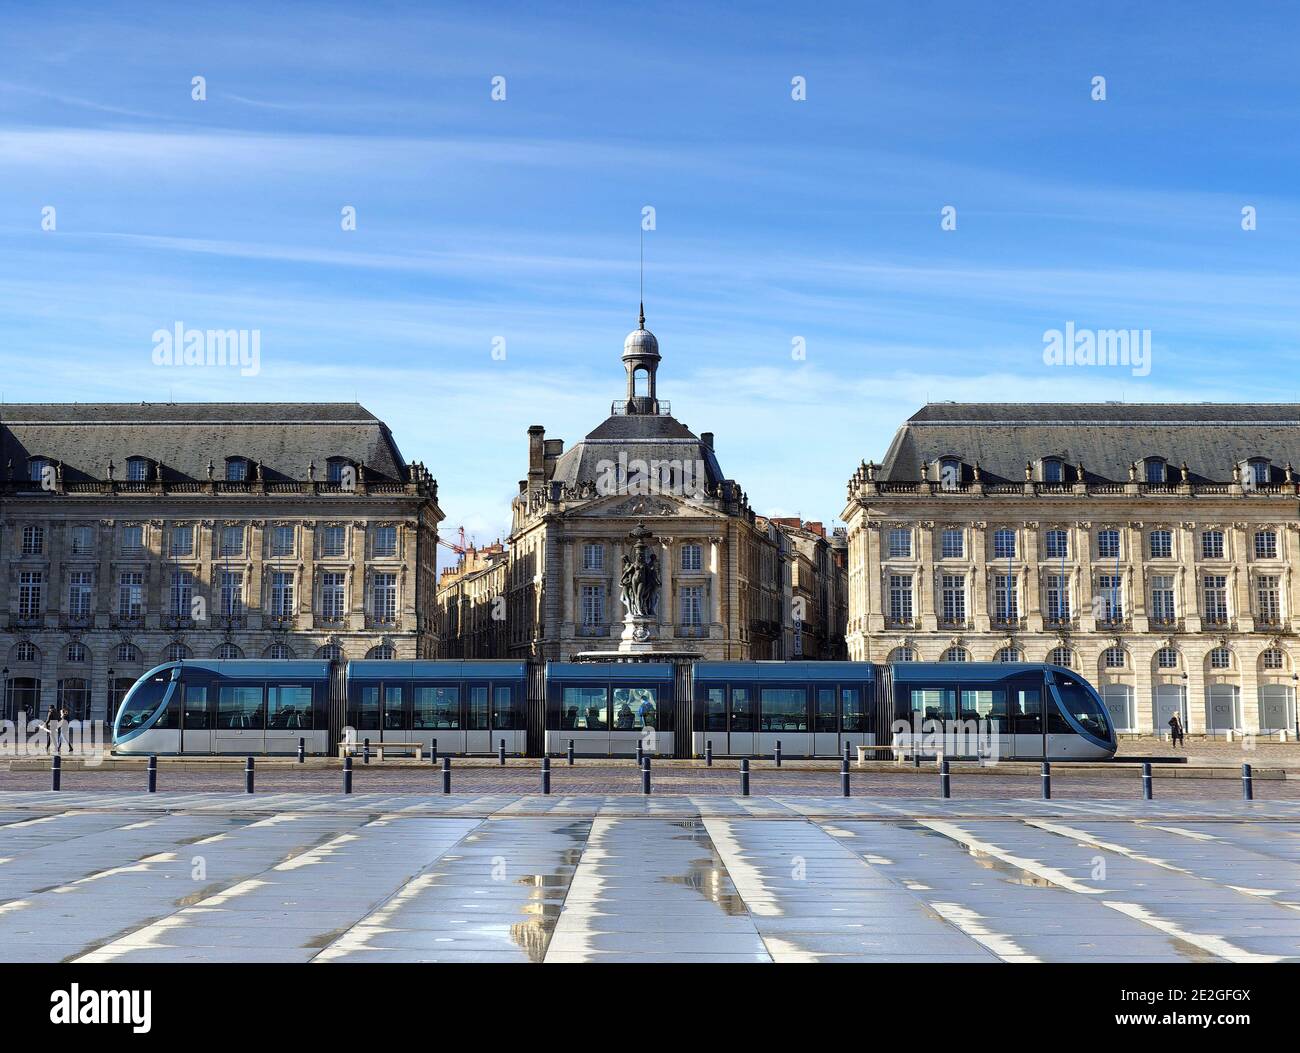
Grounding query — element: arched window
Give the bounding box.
[27,457,52,483]
[941,646,968,662]
[1103,646,1126,668]
[215,643,243,660]
[995,647,1021,663]
[1048,646,1073,668]
[326,457,351,484]
[1155,647,1179,669]
[224,457,249,482]
[366,644,396,660]
[165,643,191,662]
[57,678,90,720]
[265,642,294,660]
[937,457,962,490]
[316,644,344,661]
[115,643,141,663]
[1261,647,1285,670]
[126,456,151,482]
[14,642,39,664]
[1144,458,1167,484]
[1041,458,1064,483]
[66,643,88,663]
[1209,647,1233,670]
[888,647,915,663]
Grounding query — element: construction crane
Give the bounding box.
[437,526,470,558]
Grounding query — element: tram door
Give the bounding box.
[466,685,491,753]
[381,683,408,745]
[1009,678,1045,760]
[179,682,212,754]
[813,687,840,756]
[728,686,755,756]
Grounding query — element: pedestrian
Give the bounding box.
[39,705,58,753]
[1168,712,1185,749]
[55,705,70,754]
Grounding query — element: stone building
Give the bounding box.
[436,542,508,658]
[841,403,1300,737]
[502,308,789,661]
[0,402,442,724]
[768,518,849,660]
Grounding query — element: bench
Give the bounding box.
[338,742,424,761]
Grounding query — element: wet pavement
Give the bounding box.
[0,792,1297,963]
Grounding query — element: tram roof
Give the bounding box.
[346,660,527,681]
[891,662,1060,684]
[695,661,877,681]
[171,659,331,678]
[546,662,674,681]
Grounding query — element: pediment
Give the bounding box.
[576,493,726,519]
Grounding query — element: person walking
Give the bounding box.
[55,705,70,754]
[39,705,58,753]
[1168,712,1185,749]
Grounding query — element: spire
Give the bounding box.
[638,301,645,329]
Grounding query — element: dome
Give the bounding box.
[622,325,659,359]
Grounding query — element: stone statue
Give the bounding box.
[619,522,661,624]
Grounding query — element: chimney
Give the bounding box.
[527,425,545,484]
[701,432,714,450]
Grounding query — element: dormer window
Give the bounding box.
[1041,458,1064,483]
[326,457,350,484]
[225,457,249,482]
[126,456,151,482]
[1144,458,1166,484]
[1244,458,1271,486]
[27,457,52,482]
[937,457,962,490]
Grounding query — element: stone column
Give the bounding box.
[709,536,722,631]
[659,536,674,634]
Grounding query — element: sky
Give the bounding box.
[2,1,1298,555]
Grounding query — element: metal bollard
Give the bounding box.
[147,754,157,793]
[245,756,255,794]
[51,754,61,791]
[740,757,750,797]
[913,745,921,768]
[636,740,644,766]
[774,740,782,767]
[442,755,451,794]
[542,756,551,796]
[343,755,353,794]
[641,760,651,795]
[1142,761,1153,800]
[298,737,305,763]
[567,739,575,765]
[431,738,438,764]
[1041,760,1051,800]
[363,738,370,765]
[705,740,713,766]
[1242,763,1254,801]
[843,742,851,765]
[499,739,506,765]
[840,756,850,797]
[940,758,951,799]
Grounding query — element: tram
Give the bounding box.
[113,658,1117,760]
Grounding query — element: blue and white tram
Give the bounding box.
[544,662,675,757]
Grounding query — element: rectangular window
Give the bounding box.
[1097,573,1123,622]
[120,524,144,553]
[1257,575,1281,624]
[681,543,703,571]
[70,525,94,555]
[680,585,704,626]
[220,570,244,617]
[267,685,313,730]
[841,687,866,733]
[910,688,956,722]
[1254,530,1278,560]
[170,570,194,618]
[19,571,43,618]
[321,572,346,619]
[1203,574,1228,624]
[581,583,605,626]
[271,571,295,617]
[372,572,397,622]
[322,525,347,557]
[219,525,243,557]
[993,573,1018,623]
[1044,529,1069,559]
[760,688,807,732]
[21,525,44,555]
[561,686,608,730]
[1045,574,1071,622]
[940,529,963,559]
[887,528,912,559]
[1145,460,1166,484]
[1149,529,1172,559]
[1043,460,1063,483]
[170,524,194,557]
[1097,529,1120,559]
[888,573,913,624]
[1201,530,1224,559]
[126,458,149,481]
[1151,575,1175,623]
[414,685,459,729]
[372,525,397,557]
[581,543,604,571]
[270,525,295,557]
[218,685,263,729]
[940,574,966,624]
[992,529,1016,560]
[68,571,93,618]
[117,571,144,618]
[612,687,657,730]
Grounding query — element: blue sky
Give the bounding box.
[2,1,1298,550]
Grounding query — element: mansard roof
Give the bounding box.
[549,412,727,490]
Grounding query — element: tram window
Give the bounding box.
[268,685,313,730]
[816,688,837,732]
[730,688,754,732]
[382,684,407,730]
[562,686,608,730]
[704,688,726,732]
[760,688,807,732]
[841,687,866,732]
[910,688,956,721]
[183,685,210,729]
[960,689,1005,728]
[612,687,657,730]
[1011,686,1041,734]
[414,685,458,729]
[218,685,264,730]
[468,686,489,730]
[493,686,518,729]
[1054,676,1110,740]
[351,685,381,731]
[117,674,171,732]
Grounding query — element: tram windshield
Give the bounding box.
[115,669,173,735]
[1054,675,1113,742]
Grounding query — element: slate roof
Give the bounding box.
[879,403,1300,484]
[550,413,727,489]
[0,402,410,483]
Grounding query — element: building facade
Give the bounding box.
[500,309,792,661]
[842,403,1300,737]
[768,518,849,660]
[436,542,508,658]
[0,403,442,724]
